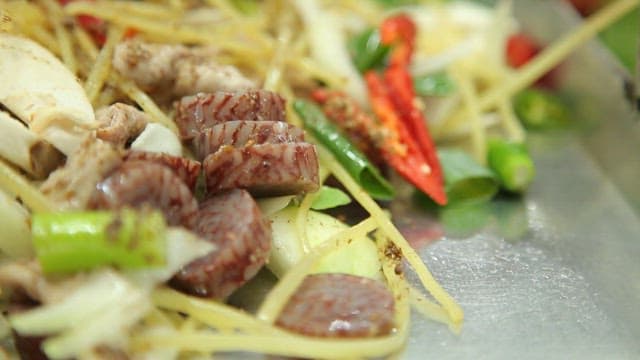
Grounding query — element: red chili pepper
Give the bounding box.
[367,14,447,205]
[57,0,137,46]
[506,33,539,68]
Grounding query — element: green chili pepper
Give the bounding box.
[32,208,167,274]
[349,28,391,73]
[513,88,570,130]
[438,148,499,205]
[293,99,395,200]
[487,139,535,193]
[414,72,457,97]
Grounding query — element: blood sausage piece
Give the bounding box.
[276,273,395,337]
[124,150,201,191]
[203,143,319,197]
[88,161,198,228]
[175,90,286,140]
[170,189,271,298]
[192,120,304,161]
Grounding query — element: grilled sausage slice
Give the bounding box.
[192,120,304,161]
[276,273,395,337]
[88,161,198,228]
[203,143,319,197]
[124,150,201,191]
[175,90,286,140]
[170,189,271,298]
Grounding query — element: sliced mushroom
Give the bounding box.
[0,33,95,156]
[0,111,65,179]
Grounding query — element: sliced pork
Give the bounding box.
[95,103,149,147]
[203,143,319,197]
[174,90,286,140]
[276,273,395,337]
[170,189,271,299]
[192,120,304,161]
[124,150,201,191]
[40,136,123,210]
[112,40,255,103]
[88,161,198,228]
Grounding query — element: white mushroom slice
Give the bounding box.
[130,123,182,157]
[0,111,65,179]
[0,33,95,155]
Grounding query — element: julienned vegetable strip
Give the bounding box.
[32,209,167,274]
[293,99,395,200]
[364,14,447,205]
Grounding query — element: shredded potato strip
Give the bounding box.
[256,216,380,324]
[316,146,464,326]
[0,159,58,213]
[39,0,77,74]
[498,98,525,142]
[295,193,315,253]
[6,2,61,55]
[451,67,487,163]
[85,26,125,105]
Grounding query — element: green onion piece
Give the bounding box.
[438,148,499,205]
[414,72,457,97]
[230,0,259,14]
[32,209,167,274]
[513,88,570,130]
[293,99,395,200]
[311,185,352,210]
[348,28,391,73]
[487,139,535,193]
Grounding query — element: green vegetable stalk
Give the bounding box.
[293,99,395,200]
[32,208,167,274]
[513,88,570,129]
[487,139,536,193]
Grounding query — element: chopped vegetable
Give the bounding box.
[310,185,352,210]
[293,99,394,200]
[506,33,540,68]
[349,28,390,73]
[32,209,167,274]
[438,149,498,205]
[513,88,570,129]
[487,139,535,193]
[0,189,33,258]
[414,72,457,97]
[364,13,447,205]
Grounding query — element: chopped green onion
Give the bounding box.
[311,185,352,210]
[414,72,457,97]
[32,209,167,274]
[349,28,390,73]
[438,148,499,205]
[487,139,535,193]
[513,88,570,129]
[293,99,395,200]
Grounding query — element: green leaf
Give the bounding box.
[311,186,352,210]
[438,149,498,205]
[600,7,638,74]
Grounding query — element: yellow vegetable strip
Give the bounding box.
[295,193,315,253]
[451,67,487,164]
[85,26,124,105]
[318,146,464,326]
[498,98,525,142]
[0,159,58,213]
[40,0,77,74]
[256,217,379,324]
[479,0,639,113]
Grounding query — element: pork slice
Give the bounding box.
[112,39,255,103]
[95,103,149,147]
[174,90,286,140]
[40,137,123,210]
[88,161,198,228]
[192,120,304,161]
[276,273,395,337]
[203,143,319,197]
[170,189,271,298]
[124,150,201,191]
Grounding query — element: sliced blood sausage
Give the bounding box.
[88,161,198,228]
[203,143,319,197]
[170,189,271,298]
[192,120,304,161]
[175,90,286,140]
[276,273,395,338]
[124,150,201,191]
